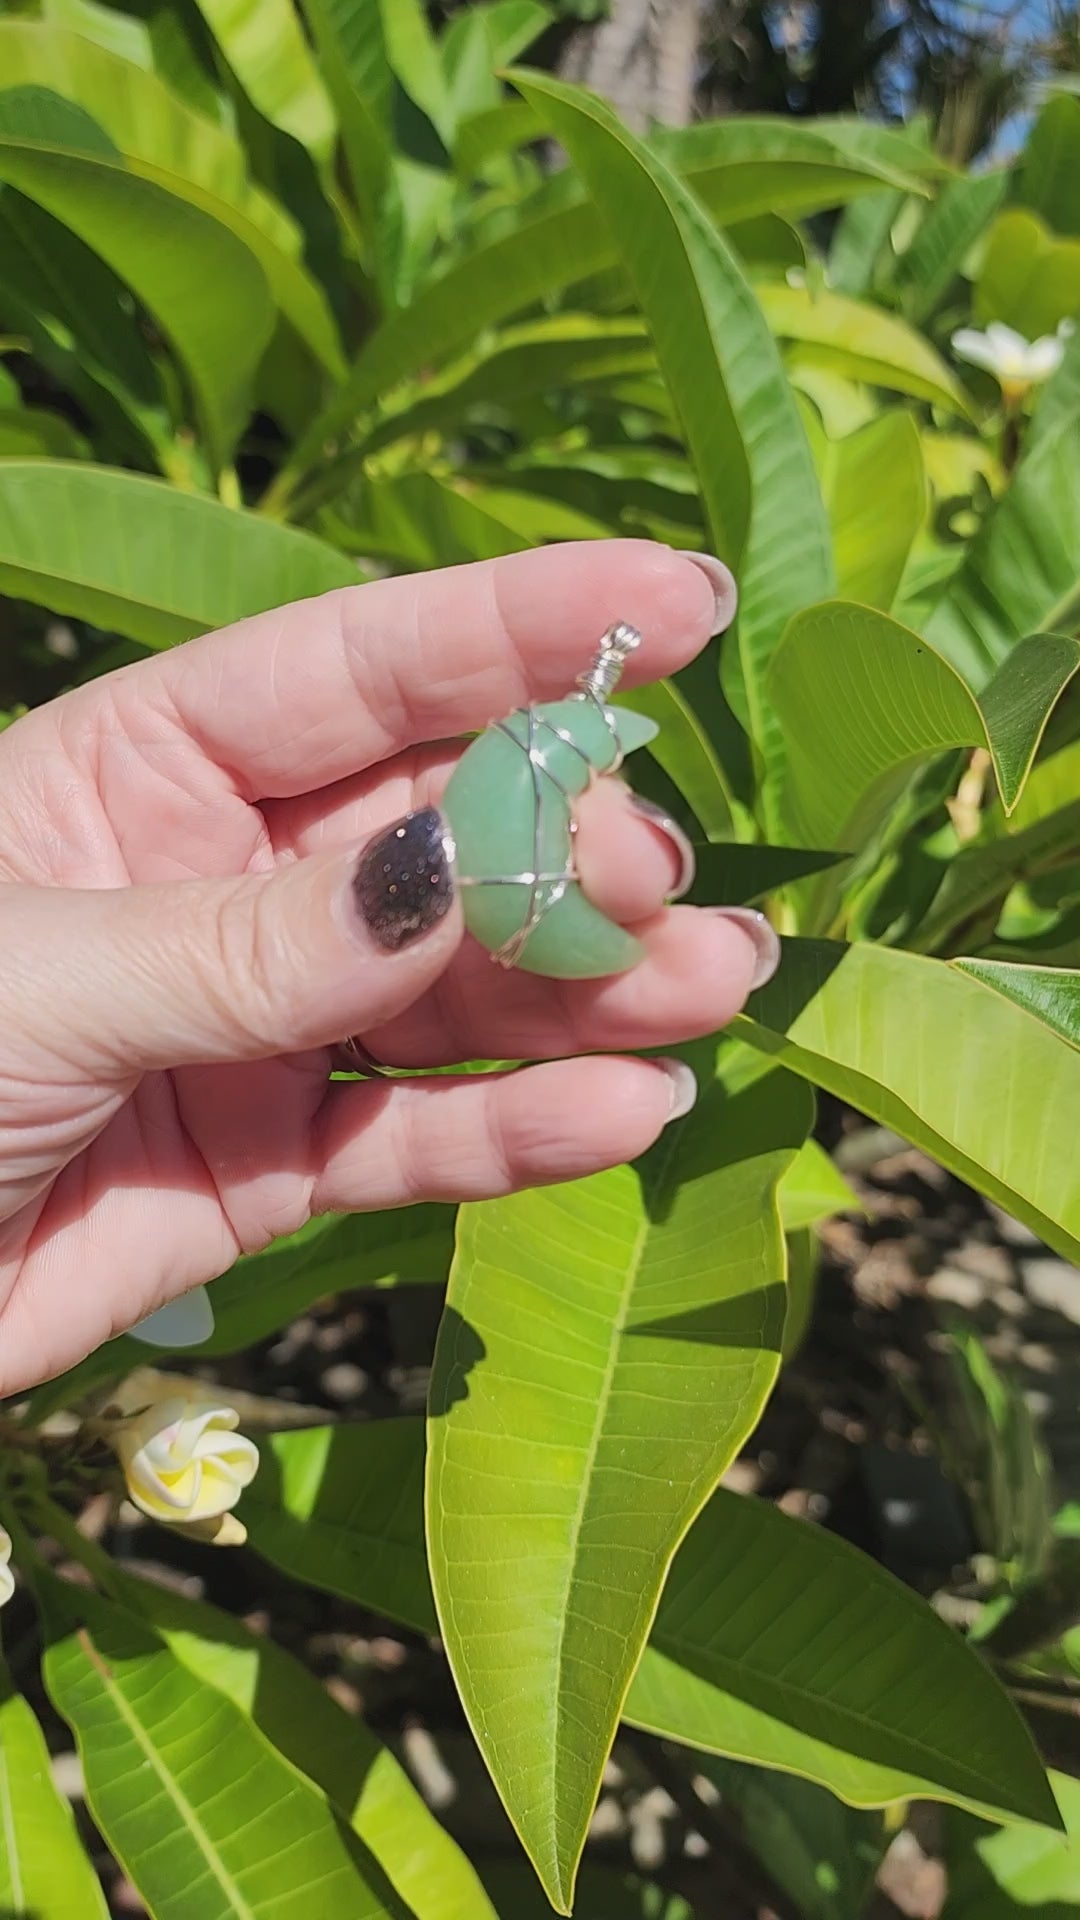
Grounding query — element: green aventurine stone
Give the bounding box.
[442,698,658,979]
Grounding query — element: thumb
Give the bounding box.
[8,809,461,1078]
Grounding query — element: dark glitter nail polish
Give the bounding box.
[352,808,455,952]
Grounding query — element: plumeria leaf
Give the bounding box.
[241,1419,438,1634]
[426,1065,812,1910]
[951,958,1080,1049]
[770,604,1080,852]
[739,939,1080,1261]
[37,1569,416,1918]
[926,375,1080,685]
[0,1658,109,1918]
[119,1574,497,1920]
[512,68,833,819]
[0,461,359,648]
[625,1489,1058,1829]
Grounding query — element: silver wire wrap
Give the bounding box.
[455,621,643,968]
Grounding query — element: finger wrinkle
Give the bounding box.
[479,1076,517,1196]
[336,580,416,765]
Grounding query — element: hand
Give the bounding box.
[0,541,776,1392]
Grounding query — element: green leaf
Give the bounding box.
[426,1067,813,1911]
[0,86,272,467]
[943,1773,1080,1916]
[895,169,1007,322]
[926,368,1080,686]
[494,446,700,540]
[237,1418,1056,1845]
[739,938,1080,1262]
[512,70,833,810]
[770,604,1080,851]
[816,413,925,612]
[0,186,162,414]
[189,0,336,161]
[652,114,940,215]
[479,1859,691,1919]
[442,2,550,130]
[362,314,655,457]
[0,202,163,468]
[121,1575,497,1920]
[303,0,453,278]
[625,1489,1058,1828]
[349,470,608,567]
[453,99,543,176]
[943,1321,1053,1580]
[37,1569,414,1918]
[613,679,735,840]
[203,1204,455,1352]
[913,797,1080,957]
[0,1658,109,1918]
[827,188,903,296]
[729,210,807,274]
[0,22,343,376]
[781,1224,819,1363]
[280,108,935,495]
[951,958,1080,1049]
[0,460,358,647]
[0,404,88,458]
[377,158,459,311]
[686,842,847,906]
[759,283,970,413]
[1015,94,1080,240]
[378,0,454,148]
[778,1138,858,1232]
[693,1756,886,1920]
[300,0,391,237]
[976,208,1080,341]
[241,1419,437,1634]
[41,0,157,69]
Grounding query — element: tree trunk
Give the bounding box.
[559,0,703,129]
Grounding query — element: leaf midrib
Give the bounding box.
[77,1628,258,1920]
[547,1128,680,1867]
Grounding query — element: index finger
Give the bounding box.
[129,541,733,799]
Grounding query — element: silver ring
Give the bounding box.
[335,1035,395,1078]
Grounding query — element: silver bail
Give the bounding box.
[575,621,642,704]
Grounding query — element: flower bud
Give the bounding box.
[105,1370,258,1527]
[0,1528,12,1608]
[179,1512,249,1548]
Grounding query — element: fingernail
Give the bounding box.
[627,794,697,899]
[352,808,455,952]
[676,550,738,634]
[654,1056,698,1122]
[714,908,781,989]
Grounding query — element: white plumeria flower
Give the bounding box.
[106,1370,258,1528]
[0,1528,13,1608]
[951,319,1073,398]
